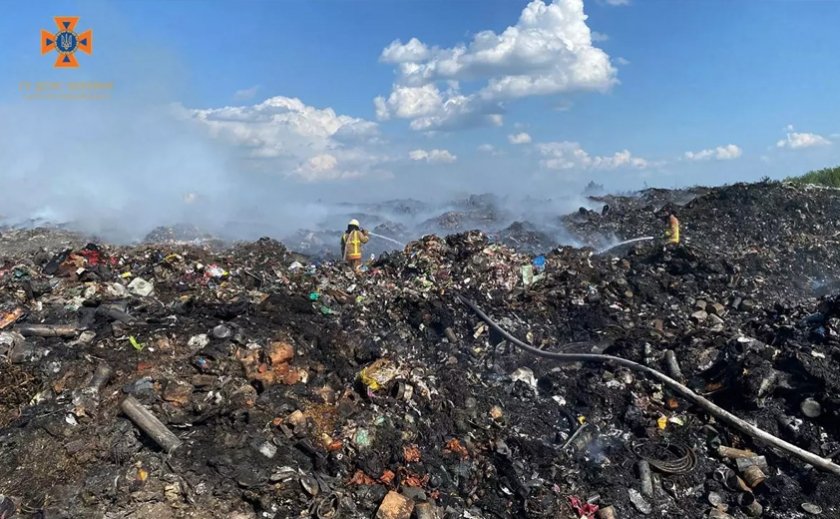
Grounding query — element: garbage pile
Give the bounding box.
[492,222,557,256]
[565,181,840,302]
[2,181,840,518]
[284,193,574,261]
[142,224,219,245]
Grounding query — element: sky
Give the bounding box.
[1,0,840,237]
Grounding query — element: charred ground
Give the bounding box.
[1,181,840,518]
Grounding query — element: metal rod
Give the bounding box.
[562,422,590,450]
[89,363,113,391]
[121,395,182,453]
[638,460,654,497]
[15,323,79,337]
[718,446,756,459]
[664,350,684,381]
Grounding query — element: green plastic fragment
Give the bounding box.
[129,336,144,351]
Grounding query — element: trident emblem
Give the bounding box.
[58,33,73,51]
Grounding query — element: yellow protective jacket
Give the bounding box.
[342,229,369,260]
[666,215,680,244]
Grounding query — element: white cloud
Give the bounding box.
[374,84,443,121]
[508,132,532,144]
[538,141,648,170]
[295,154,367,182]
[181,96,387,181]
[776,128,831,149]
[408,94,504,131]
[332,120,380,143]
[300,153,337,173]
[615,57,631,66]
[375,0,617,130]
[409,148,457,163]
[234,85,260,101]
[591,31,609,42]
[684,144,742,161]
[604,0,630,5]
[381,37,431,63]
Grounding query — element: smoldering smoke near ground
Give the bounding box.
[0,96,600,253]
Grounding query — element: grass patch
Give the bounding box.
[787,166,840,188]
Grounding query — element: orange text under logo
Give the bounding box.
[41,17,93,68]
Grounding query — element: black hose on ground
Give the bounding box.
[457,294,840,476]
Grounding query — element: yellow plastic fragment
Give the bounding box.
[359,367,381,391]
[357,358,399,392]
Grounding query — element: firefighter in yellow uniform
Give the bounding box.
[665,212,680,245]
[341,219,369,271]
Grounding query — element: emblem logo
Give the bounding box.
[41,17,93,68]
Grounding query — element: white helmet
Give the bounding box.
[349,219,360,227]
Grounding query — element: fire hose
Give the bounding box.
[458,295,840,476]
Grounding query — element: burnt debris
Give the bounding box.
[2,181,840,517]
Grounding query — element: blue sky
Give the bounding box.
[2,0,840,229]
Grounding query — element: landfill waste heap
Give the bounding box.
[283,193,570,260]
[3,180,840,518]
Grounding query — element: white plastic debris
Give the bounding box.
[628,488,652,515]
[510,367,537,388]
[106,283,128,298]
[127,277,154,297]
[258,441,277,459]
[187,334,210,352]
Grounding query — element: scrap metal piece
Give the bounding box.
[121,395,183,453]
[631,440,697,475]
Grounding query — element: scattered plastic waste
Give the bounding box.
[354,428,371,448]
[205,264,228,278]
[567,496,599,518]
[2,182,840,517]
[127,277,154,297]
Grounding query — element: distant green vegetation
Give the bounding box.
[787,166,840,188]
